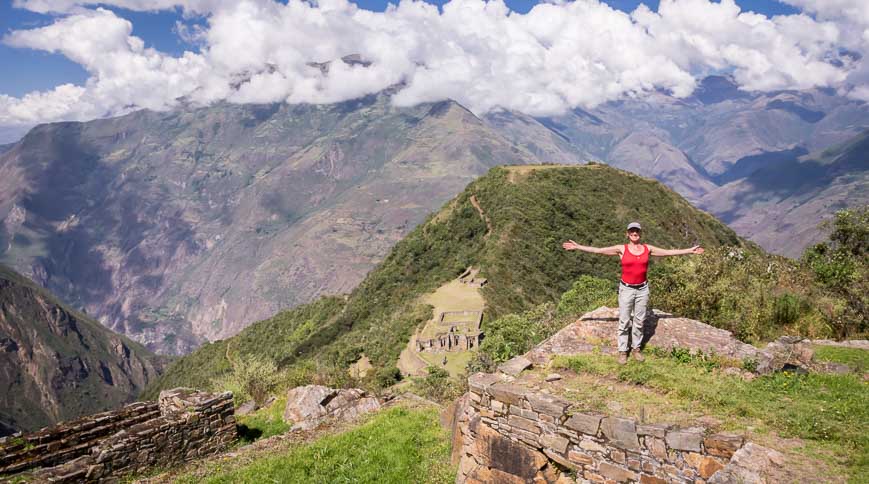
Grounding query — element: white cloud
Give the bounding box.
[0,0,864,131]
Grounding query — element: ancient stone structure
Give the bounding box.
[456,372,768,483]
[415,310,483,353]
[283,385,382,431]
[0,388,236,482]
[458,266,487,288]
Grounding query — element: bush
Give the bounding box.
[557,275,617,316]
[373,366,403,389]
[477,303,567,364]
[211,355,281,407]
[411,366,465,403]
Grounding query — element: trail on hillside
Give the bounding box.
[469,194,492,237]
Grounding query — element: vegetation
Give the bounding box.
[407,367,466,403]
[814,345,869,373]
[235,397,290,443]
[177,406,454,484]
[802,206,868,338]
[149,168,863,402]
[553,347,869,481]
[210,355,282,407]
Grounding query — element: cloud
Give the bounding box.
[0,0,864,131]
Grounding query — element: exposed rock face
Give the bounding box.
[283,385,381,431]
[527,307,769,368]
[0,265,164,435]
[0,97,540,355]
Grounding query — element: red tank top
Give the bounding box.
[621,244,649,284]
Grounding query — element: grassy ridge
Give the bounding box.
[145,165,753,394]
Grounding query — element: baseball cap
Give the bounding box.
[627,222,642,231]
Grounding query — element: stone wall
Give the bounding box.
[0,402,160,475]
[0,389,236,482]
[456,373,746,483]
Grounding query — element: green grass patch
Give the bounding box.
[235,396,290,443]
[181,406,454,484]
[553,353,869,481]
[813,345,869,373]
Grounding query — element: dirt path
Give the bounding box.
[469,194,492,237]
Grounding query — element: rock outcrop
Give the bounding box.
[0,265,164,435]
[283,385,381,431]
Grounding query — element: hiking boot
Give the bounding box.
[633,350,645,362]
[618,352,628,365]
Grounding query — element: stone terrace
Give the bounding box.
[0,388,236,483]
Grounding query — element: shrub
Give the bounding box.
[373,366,403,389]
[477,303,567,364]
[557,275,617,316]
[211,355,281,407]
[411,366,465,403]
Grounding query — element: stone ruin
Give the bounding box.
[447,307,831,483]
[458,266,488,288]
[416,310,483,353]
[453,372,787,484]
[0,388,236,483]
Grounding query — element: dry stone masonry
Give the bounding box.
[0,388,236,482]
[283,385,382,431]
[456,372,753,483]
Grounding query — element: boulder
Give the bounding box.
[283,385,381,431]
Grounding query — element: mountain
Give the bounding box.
[145,164,746,395]
[699,130,869,258]
[484,76,868,249]
[0,95,542,355]
[0,264,164,435]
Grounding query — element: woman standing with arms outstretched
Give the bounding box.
[562,222,704,364]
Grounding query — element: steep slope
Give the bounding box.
[145,164,745,395]
[699,130,869,257]
[0,264,164,435]
[0,95,541,354]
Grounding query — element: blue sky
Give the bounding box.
[0,0,802,97]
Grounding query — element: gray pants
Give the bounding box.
[617,283,650,352]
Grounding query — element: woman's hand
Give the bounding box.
[562,240,580,251]
[690,245,705,255]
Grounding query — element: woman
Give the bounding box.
[562,222,704,364]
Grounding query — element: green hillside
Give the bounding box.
[144,164,750,396]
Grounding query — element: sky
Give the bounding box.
[0,0,867,142]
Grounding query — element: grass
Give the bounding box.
[552,349,869,482]
[814,345,869,373]
[418,349,475,378]
[178,406,454,484]
[235,397,290,443]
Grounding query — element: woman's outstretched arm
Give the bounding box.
[647,244,705,257]
[562,240,622,256]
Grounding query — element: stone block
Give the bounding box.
[568,449,593,466]
[645,437,667,460]
[468,372,502,393]
[637,424,669,438]
[491,400,505,414]
[543,448,579,470]
[579,438,606,453]
[600,417,641,451]
[627,458,641,471]
[598,462,638,482]
[526,393,571,419]
[703,433,744,458]
[489,383,528,407]
[540,433,570,454]
[684,452,703,469]
[699,456,725,479]
[564,412,603,436]
[666,428,704,453]
[639,475,668,484]
[507,415,541,434]
[498,356,533,377]
[610,448,626,464]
